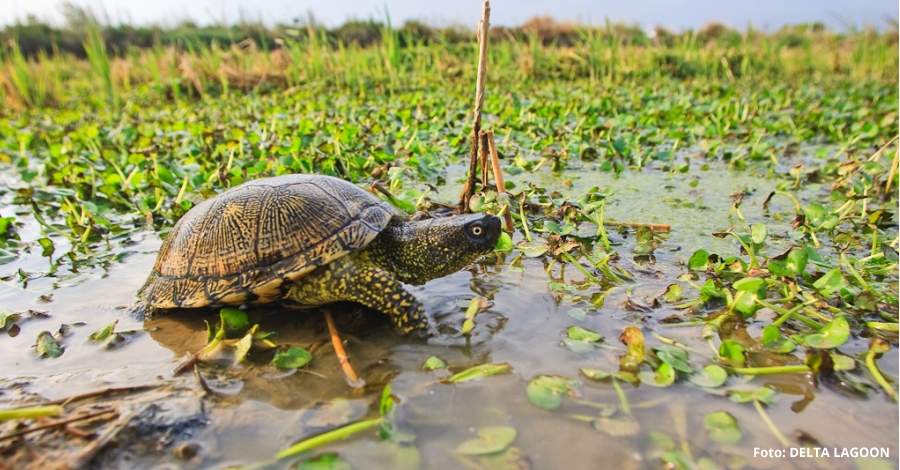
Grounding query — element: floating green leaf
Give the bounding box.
[640,362,675,387]
[271,347,312,369]
[690,365,728,388]
[688,249,711,271]
[593,415,640,436]
[704,411,741,444]
[729,387,778,405]
[581,368,611,380]
[750,223,767,245]
[447,363,511,383]
[663,284,683,302]
[567,326,603,343]
[526,375,578,409]
[423,356,447,370]
[35,331,63,358]
[456,426,517,455]
[566,308,586,321]
[87,320,118,342]
[219,307,249,337]
[805,315,850,349]
[813,268,848,296]
[786,248,808,274]
[718,340,746,366]
[654,345,692,373]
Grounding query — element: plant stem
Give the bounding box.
[611,377,631,415]
[561,250,603,284]
[865,349,898,402]
[276,417,384,460]
[0,404,63,421]
[753,399,790,446]
[731,365,810,375]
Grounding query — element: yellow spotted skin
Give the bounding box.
[138,174,502,335]
[289,253,429,334]
[288,215,502,334]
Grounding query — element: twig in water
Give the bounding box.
[0,408,116,442]
[41,385,162,407]
[324,309,364,388]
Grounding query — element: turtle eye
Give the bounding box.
[469,225,483,237]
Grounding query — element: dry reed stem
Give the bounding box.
[886,144,899,199]
[324,309,363,388]
[458,0,491,212]
[483,130,515,232]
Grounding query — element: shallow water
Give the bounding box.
[0,156,897,469]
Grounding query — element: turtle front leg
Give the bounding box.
[287,256,432,335]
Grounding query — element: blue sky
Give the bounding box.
[2,0,897,30]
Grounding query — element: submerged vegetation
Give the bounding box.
[0,10,898,469]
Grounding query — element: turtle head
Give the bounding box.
[371,213,502,285]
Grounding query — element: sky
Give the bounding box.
[1,0,897,31]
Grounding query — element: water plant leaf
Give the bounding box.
[219,307,249,338]
[494,232,513,252]
[786,248,808,274]
[750,223,767,245]
[619,326,645,370]
[689,249,711,270]
[761,325,795,353]
[654,345,692,373]
[567,326,603,342]
[812,268,847,296]
[520,243,549,258]
[690,365,728,388]
[526,375,578,409]
[729,387,778,405]
[566,308,586,321]
[35,331,63,358]
[380,384,394,417]
[640,361,675,387]
[234,326,256,363]
[663,284,683,302]
[805,315,850,349]
[581,368,611,380]
[766,260,791,277]
[271,347,312,369]
[456,426,517,455]
[0,311,20,330]
[423,356,447,370]
[87,320,118,342]
[447,363,511,383]
[718,340,746,366]
[593,415,640,436]
[704,411,741,444]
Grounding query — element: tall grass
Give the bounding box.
[1,20,896,110]
[83,21,115,106]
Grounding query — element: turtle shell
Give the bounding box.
[139,174,403,309]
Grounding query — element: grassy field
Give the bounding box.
[0,15,898,469]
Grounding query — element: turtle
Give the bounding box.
[137,174,501,335]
